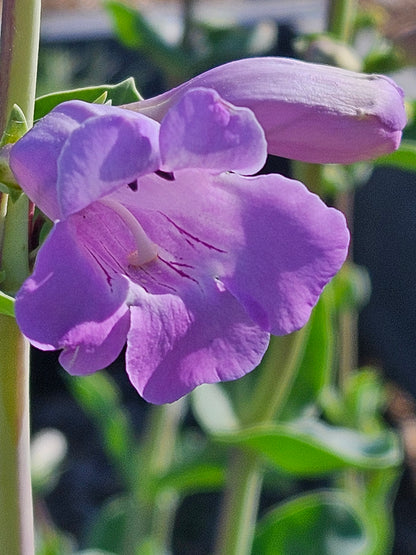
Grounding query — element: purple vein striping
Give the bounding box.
[158,256,200,284]
[158,212,227,253]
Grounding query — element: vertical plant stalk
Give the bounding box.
[0,0,40,130]
[327,0,358,44]
[123,400,186,554]
[214,330,308,555]
[326,0,359,384]
[0,316,32,554]
[214,450,262,555]
[0,1,41,553]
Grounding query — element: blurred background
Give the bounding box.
[4,0,416,552]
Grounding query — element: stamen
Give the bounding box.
[100,198,158,266]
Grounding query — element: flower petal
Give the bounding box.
[10,100,161,220]
[57,112,160,218]
[116,168,348,335]
[15,217,130,370]
[125,282,270,404]
[160,88,266,174]
[127,57,406,164]
[216,173,349,333]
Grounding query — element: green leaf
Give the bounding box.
[105,1,190,84]
[34,78,142,120]
[375,140,416,172]
[155,462,224,495]
[216,419,401,476]
[281,290,334,420]
[253,490,368,555]
[331,262,371,311]
[0,290,15,318]
[84,495,127,555]
[0,104,28,146]
[403,100,416,141]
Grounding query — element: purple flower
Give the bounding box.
[10,85,352,404]
[127,57,406,164]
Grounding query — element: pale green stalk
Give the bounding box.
[0,316,32,554]
[123,400,186,554]
[0,0,41,553]
[213,330,308,555]
[327,0,358,44]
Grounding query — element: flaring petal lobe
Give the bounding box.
[15,218,130,368]
[125,283,270,404]
[159,88,266,174]
[58,112,160,218]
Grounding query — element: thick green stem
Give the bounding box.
[214,329,309,555]
[0,2,41,554]
[1,192,29,294]
[0,0,41,130]
[0,316,33,555]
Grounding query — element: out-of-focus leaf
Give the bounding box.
[363,45,405,74]
[344,369,386,432]
[375,140,416,172]
[331,262,371,311]
[155,462,224,495]
[403,100,416,140]
[321,368,388,433]
[216,419,401,476]
[362,468,401,554]
[0,290,15,317]
[281,290,333,420]
[34,78,142,120]
[84,496,127,555]
[253,490,368,555]
[192,382,239,434]
[105,0,190,84]
[75,551,116,555]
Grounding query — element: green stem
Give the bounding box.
[327,0,359,385]
[214,450,262,555]
[246,328,309,425]
[0,316,33,554]
[123,400,185,554]
[1,192,29,294]
[327,0,358,44]
[0,1,41,554]
[214,329,309,555]
[0,0,41,130]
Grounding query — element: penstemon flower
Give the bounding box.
[9,58,405,404]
